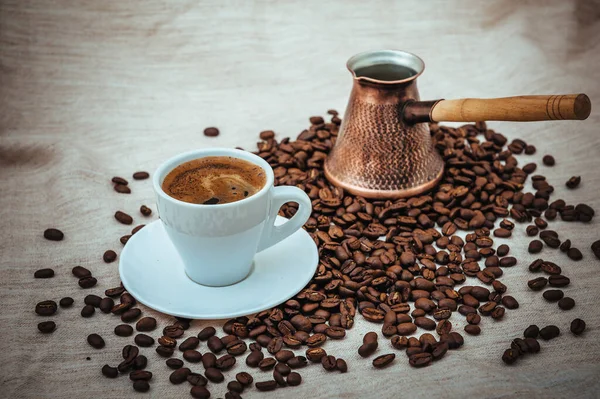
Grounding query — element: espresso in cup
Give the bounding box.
[162,156,266,205]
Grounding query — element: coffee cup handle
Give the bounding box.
[257,186,312,252]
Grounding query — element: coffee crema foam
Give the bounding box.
[162,156,266,205]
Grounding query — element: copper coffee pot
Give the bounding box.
[324,50,591,199]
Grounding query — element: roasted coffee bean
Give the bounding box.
[372,353,395,368]
[102,364,118,378]
[466,313,481,325]
[542,155,555,166]
[198,326,216,340]
[408,352,433,368]
[275,362,291,376]
[203,127,220,137]
[565,176,581,189]
[87,333,105,349]
[38,321,56,333]
[497,244,510,257]
[170,368,191,384]
[121,308,141,322]
[43,228,64,241]
[133,171,149,180]
[570,318,586,335]
[216,354,236,370]
[560,239,571,252]
[501,348,519,365]
[528,240,543,254]
[207,336,224,353]
[227,339,247,356]
[524,325,540,338]
[228,380,244,393]
[179,336,200,351]
[114,211,133,225]
[105,286,125,297]
[414,317,436,330]
[287,372,302,386]
[501,296,519,309]
[542,289,564,302]
[163,325,184,338]
[358,342,378,358]
[34,268,55,278]
[59,297,74,308]
[325,326,346,339]
[275,350,295,363]
[187,373,208,387]
[306,347,327,362]
[129,370,152,381]
[558,297,575,310]
[511,338,528,355]
[139,205,152,216]
[156,345,175,357]
[132,381,150,393]
[115,324,134,337]
[592,240,600,260]
[491,306,505,320]
[103,250,117,263]
[541,235,560,249]
[539,325,560,340]
[528,277,548,291]
[158,336,177,348]
[134,334,154,347]
[99,297,114,313]
[183,350,203,363]
[524,338,540,353]
[255,380,278,392]
[133,355,147,370]
[567,248,583,261]
[114,183,131,193]
[166,358,184,369]
[236,372,253,386]
[548,275,570,287]
[336,358,348,373]
[259,357,277,371]
[464,325,481,335]
[287,356,308,369]
[120,235,131,245]
[35,300,57,316]
[499,256,517,267]
[321,355,337,371]
[112,176,128,185]
[267,337,283,354]
[135,317,156,332]
[205,367,224,383]
[78,276,97,288]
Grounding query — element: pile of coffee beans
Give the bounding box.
[33,114,595,396]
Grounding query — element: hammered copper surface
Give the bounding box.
[324,78,444,199]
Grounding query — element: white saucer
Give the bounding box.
[119,217,318,319]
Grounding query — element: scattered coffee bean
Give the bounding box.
[140,205,152,216]
[255,380,278,392]
[84,294,102,307]
[548,275,570,287]
[136,317,157,332]
[87,333,105,349]
[59,297,74,308]
[133,171,149,180]
[592,240,600,260]
[207,335,224,353]
[202,353,217,369]
[236,372,253,386]
[114,184,131,194]
[205,367,224,383]
[497,244,510,256]
[35,300,57,316]
[121,308,141,322]
[570,318,586,335]
[287,371,302,386]
[566,176,581,189]
[336,358,348,373]
[501,296,519,309]
[103,250,117,263]
[169,367,191,384]
[78,276,97,289]
[558,297,575,310]
[38,321,56,333]
[166,358,184,369]
[163,325,184,338]
[246,350,264,367]
[528,277,548,291]
[99,297,114,313]
[115,211,133,225]
[132,381,149,393]
[464,324,481,335]
[321,355,337,371]
[129,370,152,381]
[524,325,540,338]
[198,326,216,340]
[560,239,571,252]
[156,346,174,357]
[542,289,564,302]
[203,127,220,137]
[526,225,539,236]
[567,248,583,261]
[34,268,54,278]
[259,130,275,140]
[539,325,560,340]
[409,352,433,368]
[179,336,200,351]
[528,240,543,254]
[102,364,118,378]
[190,386,210,399]
[115,324,134,337]
[112,176,128,185]
[72,266,91,278]
[184,350,203,363]
[120,235,131,245]
[134,334,155,347]
[43,228,64,241]
[502,348,519,365]
[372,353,395,368]
[542,155,555,166]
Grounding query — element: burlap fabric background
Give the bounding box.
[1,1,599,398]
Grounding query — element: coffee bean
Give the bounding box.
[34,268,55,278]
[408,352,433,368]
[132,381,150,393]
[526,225,539,237]
[183,350,203,363]
[592,240,600,260]
[205,367,224,383]
[156,345,175,357]
[501,296,519,309]
[372,353,395,368]
[287,356,308,369]
[34,300,59,318]
[497,244,510,257]
[59,297,74,308]
[187,373,208,386]
[548,275,570,287]
[336,358,348,373]
[414,317,436,330]
[528,277,548,291]
[84,294,101,307]
[120,235,131,245]
[246,350,264,367]
[115,324,134,337]
[217,354,237,370]
[163,325,184,338]
[321,355,337,371]
[570,318,586,335]
[466,313,481,325]
[207,335,224,353]
[499,256,517,267]
[539,325,560,340]
[524,338,540,353]
[97,297,113,313]
[397,322,417,335]
[87,333,105,349]
[275,362,291,376]
[114,184,130,194]
[129,370,152,381]
[358,342,378,358]
[134,334,154,347]
[103,250,117,263]
[228,380,244,393]
[198,326,216,340]
[575,204,595,222]
[567,248,583,261]
[258,357,277,371]
[528,240,543,254]
[524,325,540,338]
[102,364,118,378]
[112,176,128,185]
[114,211,133,225]
[38,321,56,333]
[542,289,564,302]
[166,358,184,369]
[43,228,64,241]
[558,297,575,310]
[158,336,177,348]
[542,155,555,166]
[133,171,149,180]
[121,308,141,323]
[464,325,481,335]
[502,348,520,365]
[169,368,191,385]
[135,317,156,332]
[255,380,278,392]
[226,339,247,356]
[78,276,97,288]
[179,336,200,351]
[511,338,528,355]
[202,353,217,369]
[287,372,302,386]
[236,372,253,386]
[202,127,220,137]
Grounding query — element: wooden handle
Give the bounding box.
[430,94,591,122]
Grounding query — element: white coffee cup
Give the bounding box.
[153,148,312,287]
